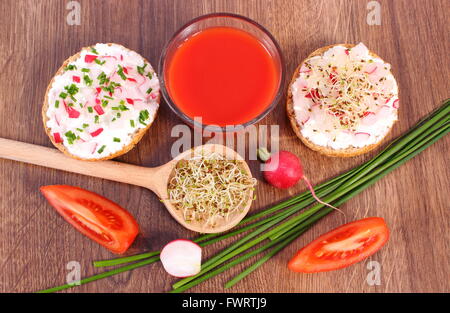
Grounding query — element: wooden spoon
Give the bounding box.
[0,138,254,233]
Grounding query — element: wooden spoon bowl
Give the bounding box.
[0,138,254,233]
[158,144,254,233]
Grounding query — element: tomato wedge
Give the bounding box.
[288,217,389,273]
[40,185,139,254]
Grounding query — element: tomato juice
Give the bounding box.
[165,27,280,126]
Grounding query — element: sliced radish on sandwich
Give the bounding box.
[393,99,400,109]
[90,128,104,137]
[349,43,369,58]
[295,77,308,90]
[329,73,338,84]
[299,64,311,73]
[305,88,321,99]
[94,104,104,115]
[78,130,91,142]
[63,101,80,118]
[53,132,63,143]
[377,105,392,118]
[91,143,98,154]
[102,55,117,60]
[54,112,61,126]
[160,239,202,277]
[361,111,377,126]
[364,64,377,75]
[84,54,98,63]
[355,132,370,142]
[296,110,311,124]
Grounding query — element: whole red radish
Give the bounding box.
[258,149,302,189]
[258,148,340,212]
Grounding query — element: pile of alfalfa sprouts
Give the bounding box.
[167,151,257,228]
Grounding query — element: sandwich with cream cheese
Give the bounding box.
[42,43,160,160]
[287,43,399,157]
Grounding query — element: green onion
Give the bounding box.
[118,104,129,111]
[102,82,120,94]
[97,72,108,85]
[38,100,449,293]
[113,137,121,143]
[97,145,106,154]
[37,256,160,293]
[117,65,127,80]
[224,208,329,289]
[87,107,93,113]
[64,84,79,96]
[137,63,147,75]
[83,75,93,86]
[64,64,77,71]
[55,100,59,108]
[81,68,90,73]
[64,131,77,145]
[139,110,149,125]
[130,120,135,128]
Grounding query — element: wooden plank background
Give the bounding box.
[0,0,448,293]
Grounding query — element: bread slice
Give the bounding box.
[287,44,398,157]
[42,43,160,161]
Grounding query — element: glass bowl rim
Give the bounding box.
[158,12,286,133]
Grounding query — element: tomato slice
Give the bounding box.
[288,217,389,273]
[40,185,139,254]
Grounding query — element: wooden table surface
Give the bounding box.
[0,0,448,293]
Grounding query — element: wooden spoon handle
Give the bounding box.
[0,138,157,190]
